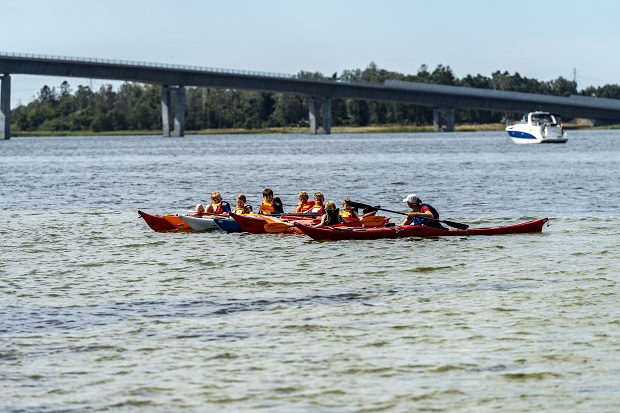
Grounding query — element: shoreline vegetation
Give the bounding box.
[10,121,614,137]
[9,62,620,139]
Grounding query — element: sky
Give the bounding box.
[2,0,620,109]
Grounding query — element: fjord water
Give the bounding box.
[1,131,619,412]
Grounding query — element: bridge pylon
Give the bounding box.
[308,97,332,134]
[1,74,10,140]
[161,85,185,137]
[433,107,455,132]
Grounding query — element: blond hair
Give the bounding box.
[210,191,222,201]
[325,201,337,210]
[298,191,309,198]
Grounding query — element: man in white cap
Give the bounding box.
[401,193,441,226]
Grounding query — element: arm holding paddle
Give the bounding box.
[347,197,469,230]
[401,194,434,226]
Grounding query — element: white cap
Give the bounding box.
[402,194,421,203]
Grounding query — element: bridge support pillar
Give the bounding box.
[173,87,185,137]
[162,86,172,136]
[321,97,331,134]
[433,109,442,132]
[1,74,10,140]
[445,108,455,132]
[309,98,318,134]
[161,85,185,137]
[433,108,455,132]
[308,97,331,134]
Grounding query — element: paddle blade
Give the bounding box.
[360,215,387,227]
[441,220,469,230]
[264,222,294,233]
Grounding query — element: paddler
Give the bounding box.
[258,188,284,215]
[340,198,359,220]
[309,192,326,214]
[401,193,443,228]
[233,194,253,214]
[314,201,343,228]
[205,191,232,215]
[295,191,316,213]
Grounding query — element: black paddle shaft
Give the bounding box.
[348,200,469,230]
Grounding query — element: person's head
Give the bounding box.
[403,193,421,209]
[236,194,246,206]
[314,191,325,204]
[298,191,309,203]
[262,188,274,200]
[343,197,353,209]
[325,201,337,211]
[211,191,222,203]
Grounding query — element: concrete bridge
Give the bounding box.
[2,52,620,140]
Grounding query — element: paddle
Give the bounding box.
[359,215,387,228]
[264,222,295,233]
[347,200,469,230]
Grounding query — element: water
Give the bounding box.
[1,131,619,412]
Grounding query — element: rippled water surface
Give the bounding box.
[1,131,619,412]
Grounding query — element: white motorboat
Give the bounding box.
[506,112,567,144]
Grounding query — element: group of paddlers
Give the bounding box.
[196,188,441,228]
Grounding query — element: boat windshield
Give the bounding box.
[531,113,557,126]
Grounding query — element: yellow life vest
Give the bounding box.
[259,201,275,215]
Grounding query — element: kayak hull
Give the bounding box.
[162,215,195,232]
[179,215,221,232]
[138,210,196,232]
[295,218,549,241]
[214,217,243,233]
[231,213,320,234]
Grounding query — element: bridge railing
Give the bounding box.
[0,51,300,80]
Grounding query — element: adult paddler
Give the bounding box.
[401,193,443,228]
[258,188,284,215]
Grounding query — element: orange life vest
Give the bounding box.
[296,201,315,213]
[259,201,275,215]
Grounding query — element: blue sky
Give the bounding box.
[3,0,620,108]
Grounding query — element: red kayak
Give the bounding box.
[230,212,388,235]
[230,213,319,234]
[295,218,549,241]
[138,210,196,232]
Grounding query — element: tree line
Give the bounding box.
[10,63,620,133]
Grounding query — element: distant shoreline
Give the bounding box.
[9,122,612,138]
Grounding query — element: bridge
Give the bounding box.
[2,52,620,140]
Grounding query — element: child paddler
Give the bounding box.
[233,194,253,214]
[295,191,315,213]
[258,188,284,215]
[340,198,359,220]
[309,192,325,214]
[203,191,231,215]
[314,201,343,228]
